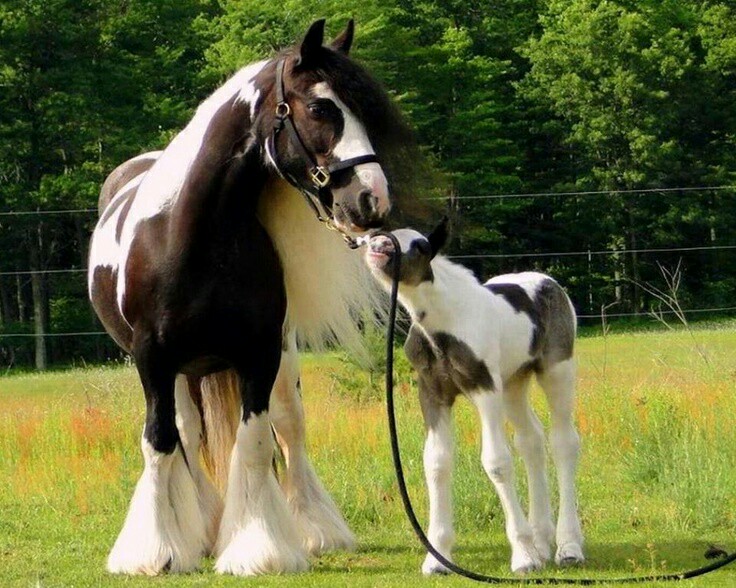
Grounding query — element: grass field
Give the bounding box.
[1,324,735,587]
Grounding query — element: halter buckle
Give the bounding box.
[275,102,291,118]
[310,166,331,188]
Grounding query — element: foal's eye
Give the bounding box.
[415,240,431,256]
[308,100,337,120]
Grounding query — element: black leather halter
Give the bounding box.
[266,58,380,224]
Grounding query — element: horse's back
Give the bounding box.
[98,151,162,213]
[484,271,576,370]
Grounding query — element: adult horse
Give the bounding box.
[88,20,413,576]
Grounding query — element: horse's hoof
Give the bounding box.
[422,553,452,576]
[556,543,585,567]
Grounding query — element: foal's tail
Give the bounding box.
[190,370,241,494]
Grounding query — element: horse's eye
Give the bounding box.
[308,100,337,119]
[415,240,431,256]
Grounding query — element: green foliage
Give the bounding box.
[2,0,736,367]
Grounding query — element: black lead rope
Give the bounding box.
[374,229,736,584]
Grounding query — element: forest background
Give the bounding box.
[1,0,735,369]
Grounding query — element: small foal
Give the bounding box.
[365,222,584,575]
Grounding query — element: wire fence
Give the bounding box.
[1,184,734,213]
[1,186,735,342]
[2,244,735,277]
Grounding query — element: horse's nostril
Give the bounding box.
[359,190,378,216]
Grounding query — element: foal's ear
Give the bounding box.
[299,19,326,65]
[427,216,449,258]
[330,19,354,55]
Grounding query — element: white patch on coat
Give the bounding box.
[107,437,209,574]
[311,82,389,213]
[214,414,308,575]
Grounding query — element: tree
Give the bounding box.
[0,0,210,368]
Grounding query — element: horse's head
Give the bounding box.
[260,20,393,233]
[365,219,449,287]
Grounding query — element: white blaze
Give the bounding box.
[311,82,390,213]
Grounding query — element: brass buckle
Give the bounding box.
[275,102,291,117]
[310,166,331,188]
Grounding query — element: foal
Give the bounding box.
[365,222,585,575]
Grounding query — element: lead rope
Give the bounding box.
[370,229,736,584]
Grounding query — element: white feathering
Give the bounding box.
[257,179,386,366]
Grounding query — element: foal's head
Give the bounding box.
[365,219,449,287]
[256,20,399,232]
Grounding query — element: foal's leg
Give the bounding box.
[537,359,584,566]
[470,385,543,574]
[215,341,308,575]
[108,342,209,574]
[502,376,554,562]
[418,389,455,576]
[174,375,223,553]
[269,329,356,555]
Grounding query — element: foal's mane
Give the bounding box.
[432,255,479,289]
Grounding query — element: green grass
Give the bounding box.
[1,328,736,587]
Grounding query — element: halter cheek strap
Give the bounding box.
[268,58,380,226]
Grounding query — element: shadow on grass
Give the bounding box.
[346,539,735,578]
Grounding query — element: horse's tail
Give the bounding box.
[190,370,241,494]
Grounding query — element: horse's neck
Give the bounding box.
[133,62,269,245]
[401,256,481,331]
[172,112,271,250]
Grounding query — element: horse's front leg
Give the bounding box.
[269,328,356,555]
[108,337,210,574]
[418,384,455,576]
[470,380,543,574]
[214,335,309,576]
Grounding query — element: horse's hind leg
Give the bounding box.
[537,359,584,566]
[269,328,356,555]
[470,385,543,574]
[214,338,308,575]
[108,340,209,574]
[174,375,222,552]
[503,375,554,562]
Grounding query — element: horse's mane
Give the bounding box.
[431,255,480,291]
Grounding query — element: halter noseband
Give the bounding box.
[266,58,380,231]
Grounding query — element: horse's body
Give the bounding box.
[88,21,407,576]
[365,226,585,575]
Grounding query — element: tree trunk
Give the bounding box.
[29,224,49,370]
[0,276,20,326]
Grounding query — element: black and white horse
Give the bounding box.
[365,223,585,575]
[88,20,412,576]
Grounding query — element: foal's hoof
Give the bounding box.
[556,543,585,567]
[511,550,544,575]
[422,554,452,576]
[513,562,544,575]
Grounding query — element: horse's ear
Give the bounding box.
[299,19,326,66]
[330,19,354,55]
[427,216,449,258]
